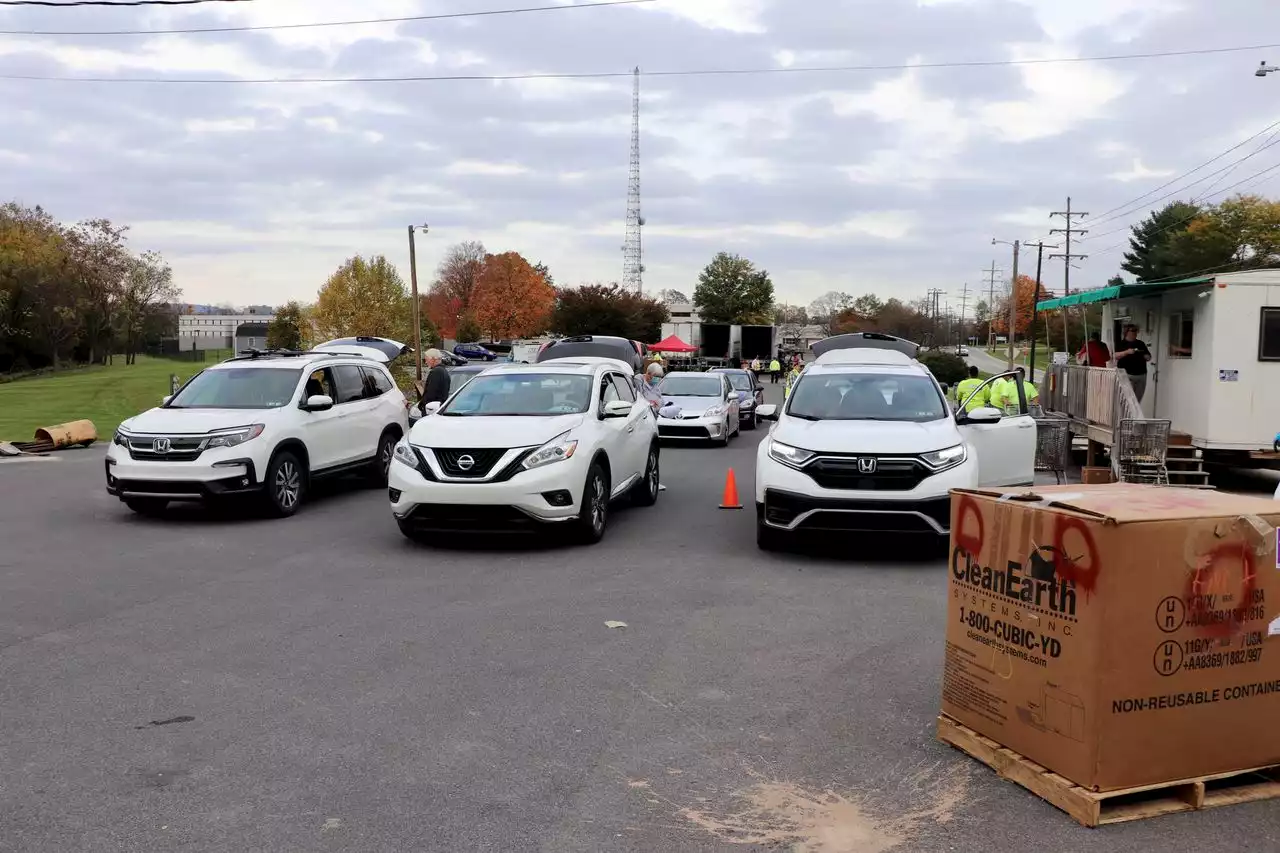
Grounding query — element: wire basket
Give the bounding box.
[1033,413,1072,483]
[1115,419,1172,485]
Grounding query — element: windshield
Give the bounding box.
[659,375,724,397]
[786,373,946,422]
[168,367,302,409]
[718,372,753,392]
[440,373,593,416]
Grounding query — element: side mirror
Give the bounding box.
[960,406,1002,424]
[304,394,334,412]
[161,395,173,406]
[756,404,779,421]
[603,400,632,418]
[420,401,442,417]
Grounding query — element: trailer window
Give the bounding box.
[1260,308,1280,361]
[1167,312,1194,359]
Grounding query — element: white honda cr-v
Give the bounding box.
[389,358,660,544]
[753,347,1035,550]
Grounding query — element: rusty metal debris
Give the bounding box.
[0,420,97,457]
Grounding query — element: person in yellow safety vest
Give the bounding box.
[783,364,803,399]
[1014,367,1039,408]
[953,366,989,413]
[991,368,1038,412]
[769,357,782,384]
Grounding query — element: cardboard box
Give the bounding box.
[942,483,1280,792]
[1080,466,1114,485]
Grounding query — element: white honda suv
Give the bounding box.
[106,350,408,517]
[388,358,660,544]
[753,347,1036,550]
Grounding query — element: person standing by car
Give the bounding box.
[417,348,451,416]
[1114,324,1152,402]
[769,356,781,384]
[953,366,988,413]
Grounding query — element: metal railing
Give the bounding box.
[1041,364,1166,482]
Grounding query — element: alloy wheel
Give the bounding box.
[275,461,301,509]
[647,451,659,497]
[590,474,607,534]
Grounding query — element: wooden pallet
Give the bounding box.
[937,715,1280,827]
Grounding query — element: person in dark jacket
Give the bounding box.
[417,348,451,415]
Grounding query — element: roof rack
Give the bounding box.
[231,348,309,360]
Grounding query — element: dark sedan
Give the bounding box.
[708,367,765,429]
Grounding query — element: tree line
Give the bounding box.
[0,202,180,372]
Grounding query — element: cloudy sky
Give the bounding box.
[1,0,1276,313]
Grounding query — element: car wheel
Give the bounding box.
[124,498,168,517]
[630,445,660,507]
[575,462,610,544]
[263,451,305,517]
[367,431,398,487]
[757,518,787,552]
[717,418,731,447]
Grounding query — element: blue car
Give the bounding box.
[453,342,497,361]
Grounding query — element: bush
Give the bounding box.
[917,350,968,386]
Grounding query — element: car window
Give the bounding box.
[440,373,593,416]
[360,366,393,398]
[331,365,366,405]
[601,375,622,405]
[610,374,636,403]
[303,368,333,401]
[537,340,637,368]
[658,375,724,397]
[786,372,946,422]
[720,372,753,392]
[168,367,303,409]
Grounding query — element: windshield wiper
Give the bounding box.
[787,412,821,421]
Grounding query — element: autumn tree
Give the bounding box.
[267,301,306,350]
[533,261,553,286]
[550,283,669,342]
[658,289,689,305]
[66,218,131,364]
[430,241,486,314]
[312,255,411,343]
[456,315,483,344]
[471,252,555,340]
[991,275,1052,338]
[1121,201,1205,282]
[118,250,178,364]
[693,252,775,324]
[808,291,854,334]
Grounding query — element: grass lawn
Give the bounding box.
[0,351,230,442]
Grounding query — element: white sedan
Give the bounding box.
[653,372,741,447]
[389,359,660,544]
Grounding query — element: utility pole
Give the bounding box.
[1023,241,1058,379]
[407,224,429,381]
[1006,241,1020,369]
[981,262,1002,349]
[926,288,944,337]
[1050,197,1089,353]
[957,282,971,350]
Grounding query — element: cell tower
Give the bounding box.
[622,66,644,294]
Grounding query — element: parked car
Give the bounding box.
[536,335,643,373]
[654,372,741,446]
[708,367,765,429]
[106,350,408,517]
[390,358,660,544]
[454,342,498,361]
[409,363,503,426]
[753,342,1035,551]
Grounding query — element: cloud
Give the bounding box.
[0,0,1275,310]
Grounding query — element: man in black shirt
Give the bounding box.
[1114,324,1152,402]
[417,348,451,416]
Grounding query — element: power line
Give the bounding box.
[1049,198,1088,351]
[7,41,1280,84]
[0,0,250,6]
[0,0,654,36]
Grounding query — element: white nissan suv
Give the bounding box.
[106,350,408,517]
[388,358,660,544]
[753,346,1036,550]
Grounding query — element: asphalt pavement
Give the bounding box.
[2,383,1279,852]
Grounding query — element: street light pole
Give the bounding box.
[407,223,429,381]
[993,238,1021,369]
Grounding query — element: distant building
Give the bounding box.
[177,312,276,351]
[234,323,270,353]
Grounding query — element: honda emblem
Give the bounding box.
[152,438,171,454]
[857,457,877,474]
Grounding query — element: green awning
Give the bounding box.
[1035,276,1214,311]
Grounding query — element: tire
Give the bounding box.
[630,445,660,507]
[125,498,168,517]
[743,414,757,431]
[263,450,306,518]
[367,431,398,488]
[716,418,731,447]
[757,518,787,552]
[574,462,610,544]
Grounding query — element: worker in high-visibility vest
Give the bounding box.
[953,366,989,413]
[989,375,1013,411]
[1014,367,1039,408]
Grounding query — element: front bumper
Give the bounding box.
[754,451,977,535]
[388,450,588,532]
[657,414,727,440]
[104,445,261,502]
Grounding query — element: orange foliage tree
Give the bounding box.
[992,274,1053,338]
[471,252,555,339]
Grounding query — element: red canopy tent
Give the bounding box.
[652,335,697,354]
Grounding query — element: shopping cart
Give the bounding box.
[1115,418,1172,485]
[1033,412,1071,484]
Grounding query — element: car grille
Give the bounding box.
[658,424,710,438]
[764,490,951,533]
[802,455,928,491]
[126,435,206,462]
[432,448,507,478]
[402,504,540,531]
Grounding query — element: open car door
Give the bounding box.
[956,374,1037,487]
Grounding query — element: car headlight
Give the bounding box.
[522,432,579,471]
[920,444,967,471]
[769,440,815,469]
[703,404,727,418]
[201,424,265,449]
[393,440,420,469]
[739,397,755,409]
[113,429,130,447]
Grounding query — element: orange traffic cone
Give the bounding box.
[719,468,742,509]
